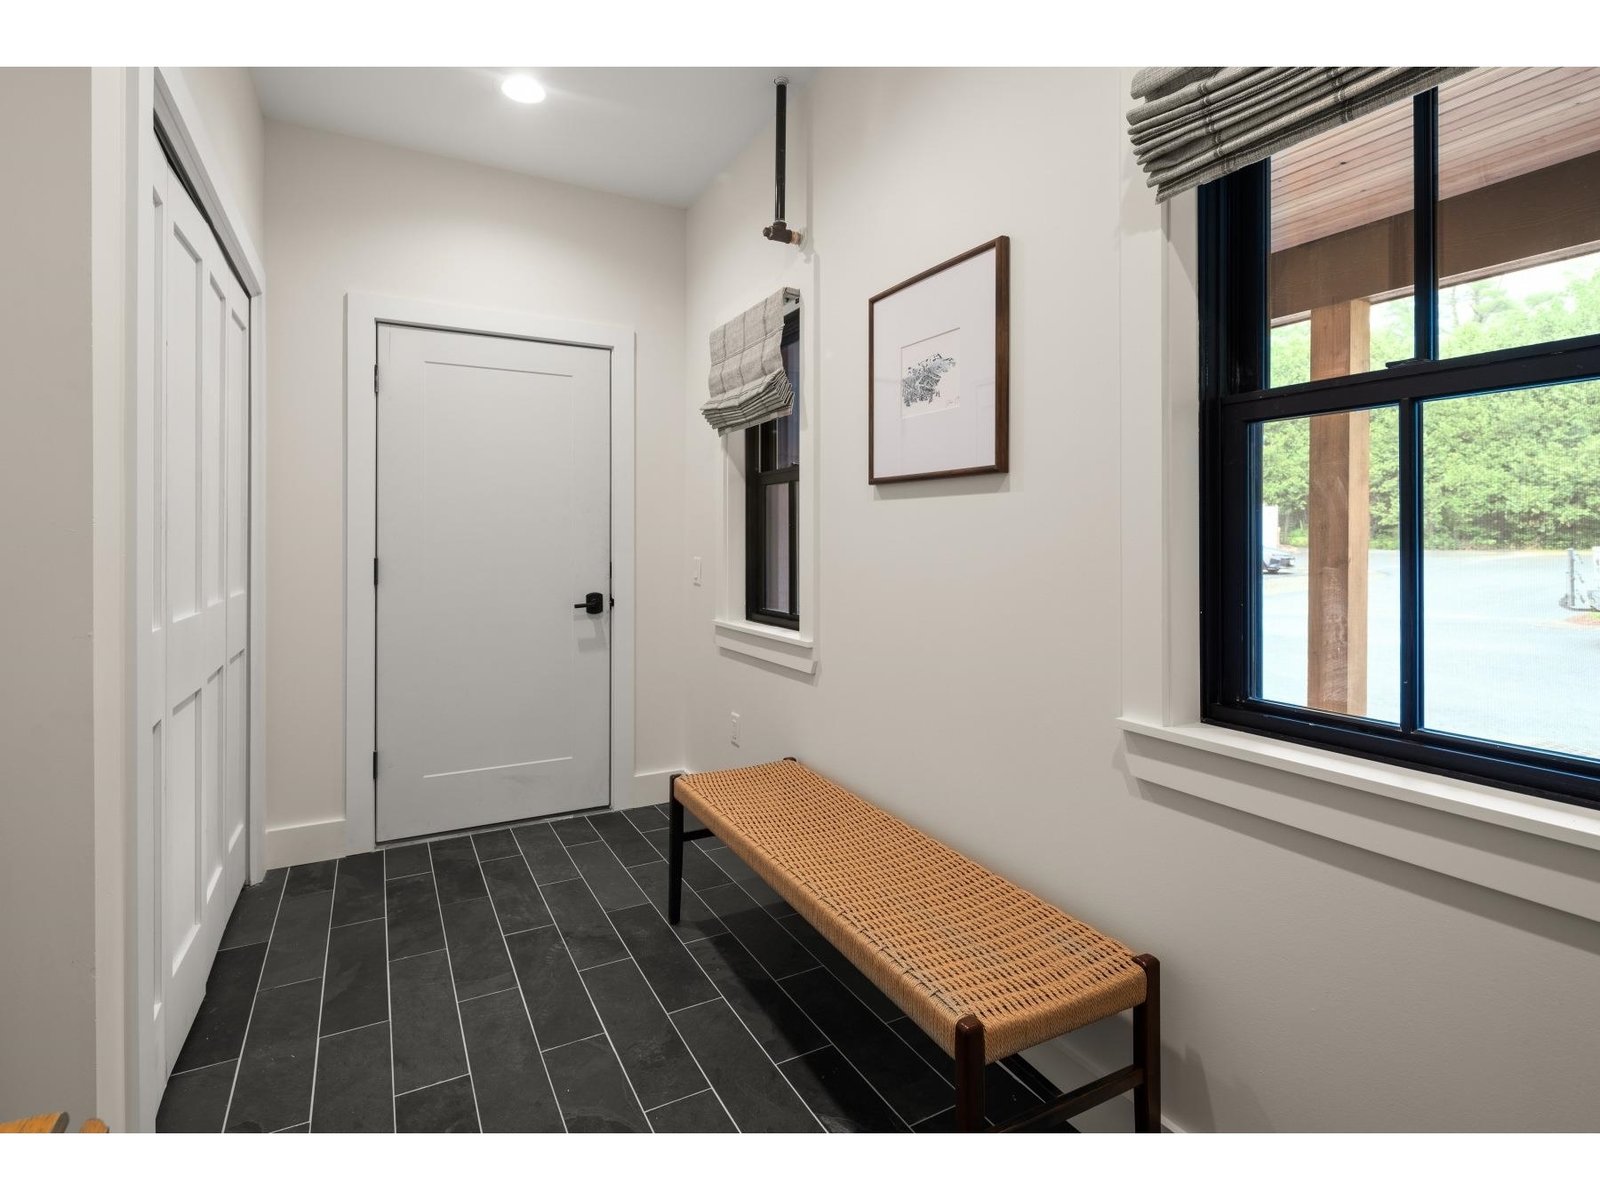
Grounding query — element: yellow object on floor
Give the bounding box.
[0,1112,109,1133]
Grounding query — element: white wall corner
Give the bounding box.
[627,769,683,810]
[266,817,348,870]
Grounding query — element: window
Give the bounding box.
[1200,68,1600,808]
[745,310,800,628]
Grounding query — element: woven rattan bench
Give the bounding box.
[668,759,1160,1133]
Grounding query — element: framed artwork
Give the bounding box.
[868,236,1009,484]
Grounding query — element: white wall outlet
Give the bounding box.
[692,556,702,586]
[730,712,741,746]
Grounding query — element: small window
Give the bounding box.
[1201,68,1600,807]
[746,311,799,628]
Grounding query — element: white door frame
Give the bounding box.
[123,66,268,1131]
[343,293,636,854]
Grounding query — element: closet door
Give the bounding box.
[141,135,252,1076]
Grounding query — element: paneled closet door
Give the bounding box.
[142,135,252,1077]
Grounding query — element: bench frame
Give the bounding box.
[666,768,1162,1133]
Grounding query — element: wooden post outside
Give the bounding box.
[1307,299,1371,716]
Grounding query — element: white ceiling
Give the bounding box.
[251,67,815,208]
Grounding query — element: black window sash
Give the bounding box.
[745,313,801,630]
[1199,86,1600,810]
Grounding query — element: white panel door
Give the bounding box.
[139,135,251,1077]
[376,325,611,841]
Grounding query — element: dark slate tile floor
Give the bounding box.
[156,803,1066,1133]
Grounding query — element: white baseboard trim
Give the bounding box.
[624,769,682,810]
[1020,1035,1186,1133]
[265,816,348,869]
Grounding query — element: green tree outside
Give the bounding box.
[1262,257,1600,551]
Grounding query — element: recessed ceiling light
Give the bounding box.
[501,74,546,105]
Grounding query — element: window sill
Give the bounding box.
[1119,717,1600,922]
[712,618,817,676]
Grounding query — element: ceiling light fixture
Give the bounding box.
[501,73,546,105]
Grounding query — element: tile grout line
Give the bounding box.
[714,885,917,1131]
[219,869,289,1131]
[664,996,720,1016]
[535,1030,611,1057]
[478,837,569,1134]
[456,983,523,1004]
[167,1057,238,1080]
[257,972,323,992]
[305,858,341,1132]
[687,854,918,1132]
[383,849,399,1133]
[526,830,660,1132]
[321,1016,390,1040]
[427,841,485,1133]
[394,1070,471,1100]
[643,1086,714,1114]
[580,832,808,1136]
[329,914,386,932]
[577,954,639,974]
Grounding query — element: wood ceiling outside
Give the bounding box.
[1271,67,1600,252]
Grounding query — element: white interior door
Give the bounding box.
[376,325,611,842]
[139,132,252,1076]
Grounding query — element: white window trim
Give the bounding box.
[712,288,818,675]
[1116,84,1600,924]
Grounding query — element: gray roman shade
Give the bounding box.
[701,287,797,435]
[1128,67,1471,201]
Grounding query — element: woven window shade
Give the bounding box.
[1128,67,1470,201]
[701,287,797,435]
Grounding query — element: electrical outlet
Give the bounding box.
[692,556,702,586]
[730,712,741,746]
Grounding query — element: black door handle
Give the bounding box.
[574,591,605,615]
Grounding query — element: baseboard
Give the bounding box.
[265,816,348,870]
[1020,1037,1187,1134]
[622,769,682,810]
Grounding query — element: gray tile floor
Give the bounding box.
[156,803,1066,1133]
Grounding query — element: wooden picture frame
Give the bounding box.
[868,236,1009,484]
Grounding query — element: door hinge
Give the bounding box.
[372,751,378,780]
[373,556,379,586]
[374,363,380,396]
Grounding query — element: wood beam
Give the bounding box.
[1271,149,1600,319]
[1307,300,1371,716]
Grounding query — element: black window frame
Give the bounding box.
[745,310,800,630]
[1199,87,1600,812]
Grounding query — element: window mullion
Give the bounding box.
[1400,88,1438,735]
[1398,396,1422,734]
[1413,89,1439,363]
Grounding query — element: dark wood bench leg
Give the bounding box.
[954,1015,986,1132]
[667,773,685,925]
[1132,953,1161,1132]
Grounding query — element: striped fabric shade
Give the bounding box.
[1128,67,1470,201]
[701,287,797,434]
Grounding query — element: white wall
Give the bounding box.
[682,67,1600,1132]
[0,67,99,1125]
[262,121,687,864]
[178,68,265,255]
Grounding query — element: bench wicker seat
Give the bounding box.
[668,758,1160,1133]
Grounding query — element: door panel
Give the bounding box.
[142,136,252,1078]
[376,325,611,841]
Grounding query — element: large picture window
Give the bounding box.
[745,310,800,628]
[1200,68,1600,808]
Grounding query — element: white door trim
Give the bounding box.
[343,293,637,855]
[122,66,268,1131]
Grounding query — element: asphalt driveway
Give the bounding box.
[1260,549,1600,760]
